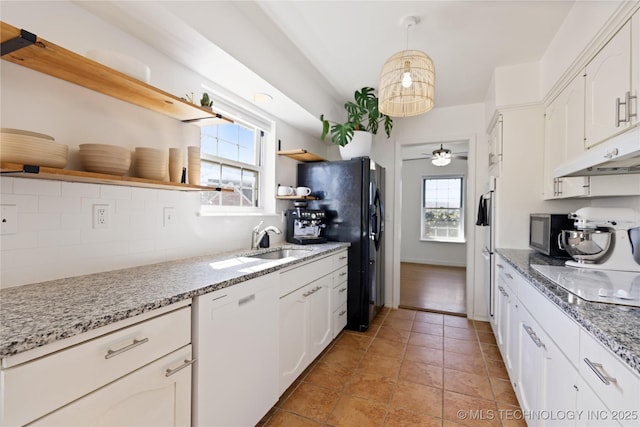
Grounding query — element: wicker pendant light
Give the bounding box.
[379,16,435,117]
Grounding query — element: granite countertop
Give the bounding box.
[0,242,350,359]
[497,248,640,376]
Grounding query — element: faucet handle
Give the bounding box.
[253,221,264,232]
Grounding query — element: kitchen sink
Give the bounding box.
[246,248,310,260]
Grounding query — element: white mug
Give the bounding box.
[296,186,311,196]
[277,185,294,196]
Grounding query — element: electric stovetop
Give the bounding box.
[531,264,640,308]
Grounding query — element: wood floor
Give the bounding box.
[400,263,467,315]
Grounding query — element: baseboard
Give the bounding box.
[400,258,467,268]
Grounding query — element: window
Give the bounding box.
[421,176,464,242]
[199,122,263,208]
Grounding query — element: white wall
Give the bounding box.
[0,1,327,288]
[400,158,467,267]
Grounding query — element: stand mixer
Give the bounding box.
[559,207,640,272]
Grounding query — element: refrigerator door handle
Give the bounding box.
[372,188,383,250]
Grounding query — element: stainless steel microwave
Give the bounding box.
[529,213,574,258]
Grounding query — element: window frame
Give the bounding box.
[197,108,275,216]
[420,175,465,243]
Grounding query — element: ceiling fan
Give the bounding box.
[424,144,468,166]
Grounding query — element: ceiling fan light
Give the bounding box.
[432,156,451,166]
[378,49,435,117]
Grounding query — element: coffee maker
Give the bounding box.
[285,204,327,245]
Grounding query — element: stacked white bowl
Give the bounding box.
[0,128,68,168]
[79,144,132,176]
[134,147,168,180]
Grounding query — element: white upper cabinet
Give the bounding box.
[544,73,590,199]
[585,19,635,148]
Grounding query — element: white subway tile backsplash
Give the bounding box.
[0,231,38,250]
[39,195,82,213]
[0,177,14,194]
[61,181,100,198]
[1,194,39,212]
[131,186,159,201]
[38,228,82,247]
[14,178,61,196]
[60,212,86,230]
[100,185,132,200]
[19,212,62,232]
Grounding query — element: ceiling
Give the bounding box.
[78,1,576,137]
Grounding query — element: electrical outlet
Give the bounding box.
[163,207,174,227]
[93,204,109,229]
[0,204,18,235]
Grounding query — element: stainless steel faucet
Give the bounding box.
[251,221,282,249]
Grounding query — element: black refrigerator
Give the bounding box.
[297,157,385,331]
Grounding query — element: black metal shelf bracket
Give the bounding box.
[0,164,40,175]
[1,29,37,56]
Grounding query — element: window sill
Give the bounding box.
[420,238,466,244]
[198,207,278,217]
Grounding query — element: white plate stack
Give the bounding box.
[79,144,132,176]
[134,147,168,181]
[0,128,68,168]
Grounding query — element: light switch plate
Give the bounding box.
[163,207,175,227]
[0,204,18,235]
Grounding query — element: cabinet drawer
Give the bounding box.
[279,255,333,297]
[3,306,191,426]
[518,276,580,366]
[495,257,519,295]
[580,330,640,419]
[333,265,348,287]
[333,250,348,269]
[333,303,348,337]
[332,279,348,310]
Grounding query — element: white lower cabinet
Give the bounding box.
[1,303,192,427]
[279,272,332,394]
[30,346,193,427]
[493,255,640,427]
[193,274,278,427]
[516,305,578,427]
[278,250,348,394]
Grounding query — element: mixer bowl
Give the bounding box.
[560,229,611,263]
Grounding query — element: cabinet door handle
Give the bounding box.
[339,256,348,260]
[616,96,624,126]
[303,286,322,297]
[505,273,513,280]
[498,285,509,298]
[339,287,347,293]
[338,310,347,316]
[339,272,347,277]
[584,358,617,385]
[238,294,255,306]
[165,359,196,377]
[522,324,545,349]
[497,264,504,269]
[628,91,637,122]
[105,337,149,359]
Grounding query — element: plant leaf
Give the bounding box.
[330,123,354,147]
[320,115,330,140]
[383,115,393,138]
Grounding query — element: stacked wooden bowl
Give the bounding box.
[0,128,68,168]
[79,144,132,176]
[134,147,168,180]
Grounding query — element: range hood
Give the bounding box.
[554,127,640,177]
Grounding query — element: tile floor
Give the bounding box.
[259,307,525,427]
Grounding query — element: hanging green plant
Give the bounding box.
[320,87,393,147]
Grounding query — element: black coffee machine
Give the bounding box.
[285,205,327,245]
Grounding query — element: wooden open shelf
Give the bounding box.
[0,21,232,126]
[277,149,326,162]
[0,163,233,192]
